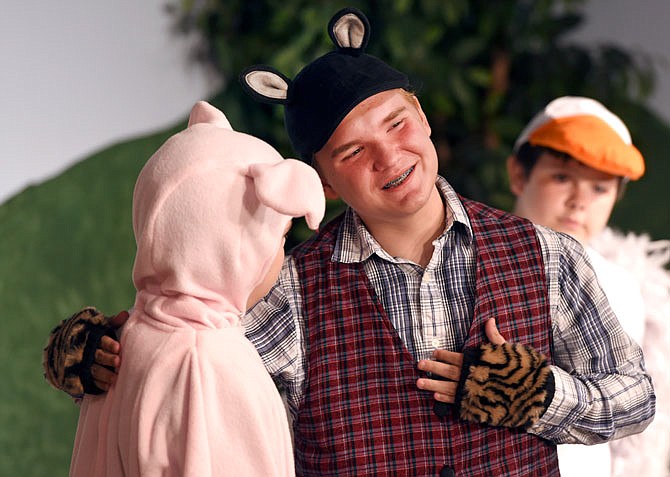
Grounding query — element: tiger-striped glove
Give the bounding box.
[455,342,554,428]
[42,307,117,398]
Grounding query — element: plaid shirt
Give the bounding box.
[244,176,655,444]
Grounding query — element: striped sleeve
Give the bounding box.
[243,256,306,416]
[529,225,656,443]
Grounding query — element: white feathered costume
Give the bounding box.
[591,228,670,477]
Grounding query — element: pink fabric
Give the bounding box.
[70,101,325,476]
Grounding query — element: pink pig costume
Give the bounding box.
[69,101,325,476]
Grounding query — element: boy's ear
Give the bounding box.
[312,159,341,200]
[321,180,340,201]
[506,155,526,197]
[411,96,431,136]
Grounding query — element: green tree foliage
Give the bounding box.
[168,0,666,241]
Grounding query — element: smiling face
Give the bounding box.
[507,152,619,245]
[312,89,440,229]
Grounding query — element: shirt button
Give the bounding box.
[440,465,456,477]
[431,338,441,348]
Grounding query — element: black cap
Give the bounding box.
[240,7,410,162]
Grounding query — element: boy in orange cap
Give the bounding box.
[507,96,670,477]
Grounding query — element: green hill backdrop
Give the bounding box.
[0,123,179,476]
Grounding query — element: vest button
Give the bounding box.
[440,465,455,477]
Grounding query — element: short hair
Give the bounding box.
[514,142,629,201]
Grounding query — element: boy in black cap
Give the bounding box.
[45,7,654,477]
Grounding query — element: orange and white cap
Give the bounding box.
[513,96,645,180]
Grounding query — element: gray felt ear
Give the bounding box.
[239,66,292,105]
[328,7,370,51]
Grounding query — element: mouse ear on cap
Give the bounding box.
[328,7,370,54]
[239,66,292,105]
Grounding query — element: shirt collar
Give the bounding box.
[332,176,473,264]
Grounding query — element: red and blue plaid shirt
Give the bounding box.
[245,177,654,452]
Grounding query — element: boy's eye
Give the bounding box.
[593,183,612,194]
[390,119,404,129]
[344,147,362,160]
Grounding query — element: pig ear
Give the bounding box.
[239,66,292,105]
[328,7,370,53]
[187,101,232,129]
[248,159,325,231]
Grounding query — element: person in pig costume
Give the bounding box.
[64,101,325,476]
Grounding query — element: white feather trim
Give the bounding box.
[591,227,670,477]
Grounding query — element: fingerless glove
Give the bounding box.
[42,307,116,398]
[455,342,554,428]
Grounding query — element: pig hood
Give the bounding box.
[131,101,325,328]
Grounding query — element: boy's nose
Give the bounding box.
[566,183,589,210]
[372,142,401,170]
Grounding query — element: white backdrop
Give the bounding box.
[1,0,668,205]
[0,0,215,204]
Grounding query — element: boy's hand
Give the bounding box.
[90,311,128,391]
[455,319,553,428]
[416,318,554,429]
[416,318,504,403]
[43,308,128,398]
[416,350,463,403]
